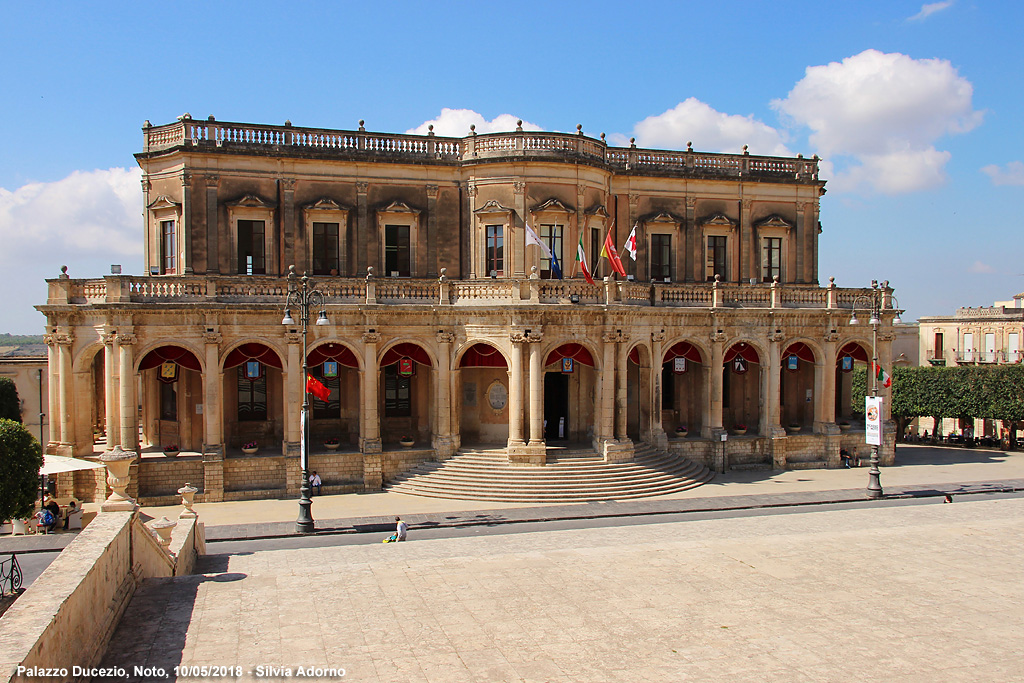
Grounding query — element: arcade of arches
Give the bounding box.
[43,321,893,505]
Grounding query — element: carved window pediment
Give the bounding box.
[227,194,277,209]
[697,213,737,228]
[474,200,515,216]
[531,198,574,216]
[377,200,420,216]
[643,211,684,227]
[303,197,349,213]
[584,205,610,219]
[754,214,793,230]
[147,195,181,211]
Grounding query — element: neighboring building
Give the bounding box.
[892,322,920,368]
[917,295,1024,438]
[0,340,49,445]
[37,115,900,504]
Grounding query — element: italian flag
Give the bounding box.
[873,362,891,389]
[575,234,595,285]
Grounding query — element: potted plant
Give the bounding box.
[399,435,415,448]
[732,423,747,436]
[162,444,180,458]
[838,421,851,432]
[242,440,259,455]
[787,423,802,433]
[323,437,339,450]
[675,425,688,437]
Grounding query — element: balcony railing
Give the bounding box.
[47,275,879,312]
[141,117,819,183]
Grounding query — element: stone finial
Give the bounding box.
[439,267,447,282]
[743,145,749,155]
[178,483,199,518]
[359,119,365,130]
[687,141,693,151]
[630,137,636,148]
[714,274,721,283]
[577,124,583,135]
[516,120,523,132]
[428,124,434,136]
[143,120,151,128]
[797,153,803,158]
[208,115,216,121]
[829,276,835,286]
[60,265,68,279]
[366,265,374,280]
[99,444,138,512]
[284,119,292,127]
[470,124,476,135]
[600,133,606,141]
[149,517,177,549]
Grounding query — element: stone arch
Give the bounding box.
[136,343,206,454]
[723,339,764,435]
[455,339,511,369]
[660,340,707,438]
[780,340,821,430]
[305,339,362,446]
[456,341,511,446]
[541,340,600,442]
[220,341,286,452]
[377,339,436,446]
[626,342,653,443]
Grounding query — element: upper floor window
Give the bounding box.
[962,332,974,362]
[485,225,503,277]
[312,222,340,275]
[761,237,781,282]
[651,233,672,282]
[238,220,266,275]
[540,224,563,278]
[933,332,944,359]
[384,224,411,277]
[706,236,726,281]
[590,228,601,279]
[161,220,176,274]
[1009,333,1020,363]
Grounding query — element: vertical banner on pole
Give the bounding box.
[300,409,308,471]
[865,396,883,446]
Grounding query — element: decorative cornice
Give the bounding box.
[284,332,302,345]
[697,212,737,228]
[147,195,181,211]
[651,331,666,343]
[436,331,455,344]
[473,199,515,216]
[754,214,794,230]
[426,185,439,200]
[114,333,137,346]
[226,194,277,209]
[512,180,526,195]
[628,193,641,207]
[531,197,573,215]
[377,200,420,215]
[303,197,349,213]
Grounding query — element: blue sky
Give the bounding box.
[1,0,1022,333]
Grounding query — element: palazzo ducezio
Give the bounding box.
[37,116,898,504]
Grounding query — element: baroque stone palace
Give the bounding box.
[38,115,898,504]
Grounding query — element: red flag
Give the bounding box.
[306,374,330,401]
[601,228,627,277]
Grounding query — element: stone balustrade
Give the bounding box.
[48,274,885,312]
[141,117,819,182]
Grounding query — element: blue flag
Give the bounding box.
[550,248,563,279]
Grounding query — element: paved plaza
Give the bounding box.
[100,494,1024,682]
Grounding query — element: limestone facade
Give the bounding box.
[36,116,899,503]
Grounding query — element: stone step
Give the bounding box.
[384,444,714,502]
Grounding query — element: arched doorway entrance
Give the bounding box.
[456,342,509,446]
[781,342,817,430]
[544,343,597,442]
[138,345,203,452]
[380,342,433,447]
[223,343,285,451]
[724,342,761,434]
[836,341,869,425]
[662,341,704,437]
[306,342,360,447]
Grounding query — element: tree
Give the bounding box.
[0,376,20,422]
[0,418,43,523]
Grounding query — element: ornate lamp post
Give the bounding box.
[282,265,329,533]
[849,280,901,499]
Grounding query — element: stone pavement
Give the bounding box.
[99,494,1024,682]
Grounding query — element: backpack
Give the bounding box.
[40,509,55,525]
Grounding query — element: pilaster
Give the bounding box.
[116,332,137,454]
[360,330,382,454]
[433,330,456,458]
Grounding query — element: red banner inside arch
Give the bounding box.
[458,343,508,368]
[545,343,595,367]
[723,343,760,364]
[306,343,359,369]
[380,342,431,368]
[223,343,283,370]
[138,346,202,372]
[662,341,703,365]
[838,342,869,363]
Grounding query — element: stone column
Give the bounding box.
[284,332,301,454]
[361,331,382,453]
[708,333,725,434]
[202,331,224,501]
[528,334,544,446]
[117,333,138,454]
[508,334,525,446]
[818,335,839,429]
[766,333,783,435]
[56,332,74,455]
[599,333,617,443]
[433,331,455,458]
[615,337,630,440]
[103,333,119,447]
[45,335,59,453]
[651,331,668,449]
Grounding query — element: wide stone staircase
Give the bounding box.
[384,442,714,502]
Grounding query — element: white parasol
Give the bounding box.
[40,454,105,476]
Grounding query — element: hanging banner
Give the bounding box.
[561,357,574,374]
[865,396,883,446]
[732,357,748,374]
[322,360,338,378]
[673,357,687,374]
[786,355,799,372]
[398,357,414,377]
[159,361,178,383]
[841,356,854,372]
[245,361,263,380]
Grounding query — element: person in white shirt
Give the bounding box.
[310,471,322,496]
[395,516,408,541]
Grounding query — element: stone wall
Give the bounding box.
[0,511,203,683]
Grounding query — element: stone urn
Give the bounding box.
[788,424,802,434]
[839,422,852,432]
[99,445,138,512]
[399,437,415,448]
[149,516,177,550]
[178,482,198,517]
[324,440,339,451]
[242,446,258,455]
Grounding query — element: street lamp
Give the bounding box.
[850,280,902,499]
[282,264,329,533]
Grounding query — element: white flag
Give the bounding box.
[623,223,638,261]
[525,222,553,260]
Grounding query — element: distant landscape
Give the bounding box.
[0,333,45,345]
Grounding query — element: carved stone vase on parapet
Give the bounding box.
[149,517,178,550]
[99,445,138,512]
[178,483,199,518]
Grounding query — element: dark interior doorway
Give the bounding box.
[544,372,569,440]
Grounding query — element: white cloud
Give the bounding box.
[631,98,792,156]
[0,168,143,333]
[969,260,995,274]
[981,161,1024,186]
[772,49,981,194]
[908,1,954,21]
[407,109,543,137]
